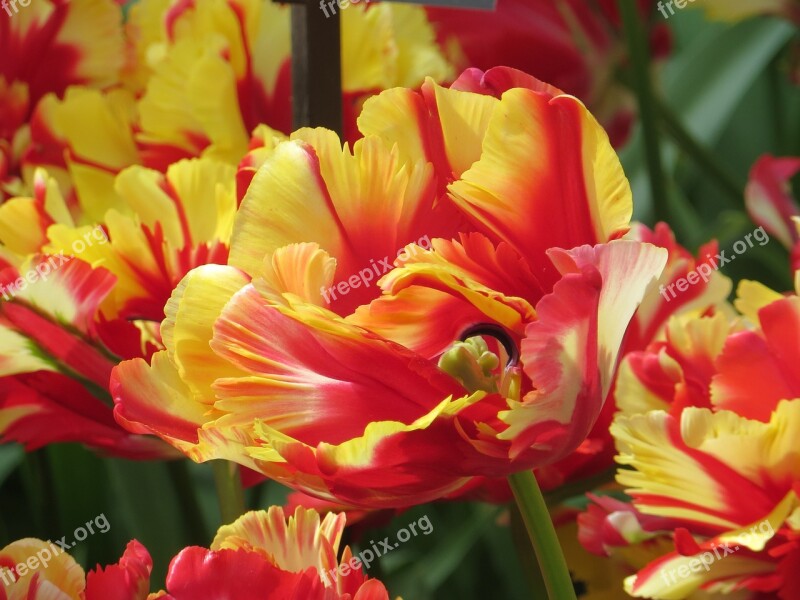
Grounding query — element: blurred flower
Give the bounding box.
[22,0,451,205]
[0,157,237,457]
[0,0,124,199]
[559,503,672,600]
[0,538,152,600]
[152,507,390,600]
[690,0,800,23]
[113,67,667,508]
[127,0,452,154]
[745,154,800,273]
[426,0,671,147]
[579,274,800,598]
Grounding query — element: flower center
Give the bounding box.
[438,325,521,398]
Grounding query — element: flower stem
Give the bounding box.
[167,460,210,545]
[654,96,745,204]
[618,0,670,224]
[508,470,577,600]
[510,503,548,598]
[211,461,246,525]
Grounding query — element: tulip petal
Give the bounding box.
[211,507,345,577]
[625,549,776,599]
[613,401,800,531]
[501,240,667,460]
[711,297,800,420]
[162,547,324,600]
[229,132,460,315]
[449,86,632,289]
[0,371,170,458]
[112,352,221,453]
[210,285,466,445]
[0,538,85,598]
[161,264,251,403]
[745,155,800,249]
[85,540,153,600]
[350,233,539,358]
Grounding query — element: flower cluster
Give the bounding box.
[2,1,797,598]
[575,161,800,598]
[0,507,390,600]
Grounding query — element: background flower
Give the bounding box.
[0,0,124,199]
[426,0,671,146]
[579,273,800,598]
[153,507,390,600]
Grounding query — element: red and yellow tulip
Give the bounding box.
[0,538,152,600]
[580,273,800,598]
[0,0,453,459]
[153,507,390,599]
[745,154,800,273]
[0,157,236,457]
[0,507,390,599]
[0,0,124,200]
[113,67,667,508]
[25,0,453,195]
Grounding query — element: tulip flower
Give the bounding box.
[579,273,800,598]
[0,0,449,457]
[0,508,388,599]
[22,0,451,208]
[0,157,236,457]
[0,538,152,599]
[113,67,667,509]
[745,154,800,273]
[0,0,124,199]
[152,507,390,600]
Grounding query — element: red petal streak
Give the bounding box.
[85,540,153,600]
[0,372,169,459]
[211,286,466,446]
[712,297,800,421]
[162,547,325,600]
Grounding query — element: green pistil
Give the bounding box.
[438,336,500,393]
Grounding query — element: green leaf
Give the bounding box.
[624,18,794,222]
[0,445,23,487]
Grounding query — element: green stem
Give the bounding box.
[211,461,246,525]
[167,460,210,545]
[510,502,548,598]
[654,96,745,205]
[508,470,577,600]
[619,0,670,224]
